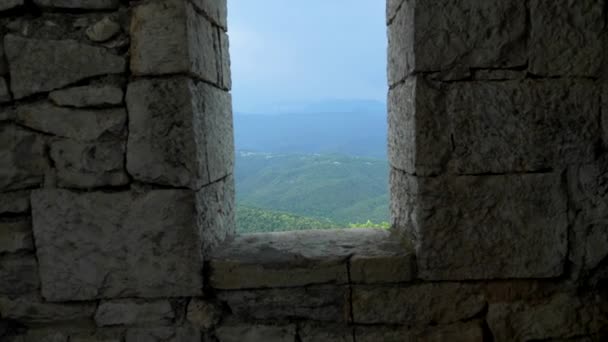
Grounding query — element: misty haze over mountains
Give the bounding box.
[234,99,388,159]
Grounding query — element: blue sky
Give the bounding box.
[227,0,387,113]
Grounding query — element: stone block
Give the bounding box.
[189,0,227,30]
[392,169,568,280]
[355,321,484,342]
[0,255,39,295]
[125,326,200,342]
[126,77,232,189]
[16,102,126,142]
[299,323,354,342]
[0,40,6,76]
[529,0,603,76]
[197,175,235,256]
[0,78,11,103]
[50,139,129,188]
[388,0,526,84]
[130,0,223,86]
[4,35,125,99]
[0,0,22,11]
[218,285,349,322]
[31,189,204,301]
[95,300,174,327]
[0,124,47,191]
[0,219,33,253]
[210,229,410,289]
[49,85,124,108]
[0,295,96,325]
[0,190,30,215]
[351,283,485,325]
[447,80,599,174]
[215,324,296,342]
[186,298,221,330]
[33,0,119,9]
[388,76,449,176]
[86,17,122,43]
[487,293,607,342]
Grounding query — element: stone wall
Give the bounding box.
[0,0,607,341]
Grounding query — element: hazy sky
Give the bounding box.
[227,1,387,113]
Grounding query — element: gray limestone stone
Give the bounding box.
[0,255,39,295]
[31,189,204,301]
[125,326,200,342]
[33,0,119,9]
[529,0,603,76]
[16,102,126,142]
[215,324,295,342]
[0,190,30,214]
[50,139,129,188]
[0,0,23,11]
[197,175,235,256]
[130,0,221,86]
[186,298,221,330]
[0,124,47,191]
[126,77,232,189]
[49,86,124,108]
[95,300,174,327]
[0,107,15,122]
[567,156,608,277]
[388,76,449,176]
[0,296,96,324]
[386,0,405,23]
[355,322,484,342]
[392,169,568,280]
[0,219,33,253]
[351,283,485,325]
[487,293,607,342]
[299,324,353,342]
[210,229,411,289]
[389,0,526,84]
[447,80,599,174]
[218,285,349,322]
[0,78,11,103]
[0,41,6,76]
[190,0,227,30]
[4,35,126,99]
[86,17,121,43]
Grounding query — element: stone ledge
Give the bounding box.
[209,229,414,290]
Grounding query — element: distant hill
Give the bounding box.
[235,151,389,232]
[236,206,341,233]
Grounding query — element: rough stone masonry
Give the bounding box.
[0,0,607,341]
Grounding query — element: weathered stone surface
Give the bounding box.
[125,326,200,342]
[351,283,485,325]
[68,330,123,342]
[197,175,235,256]
[130,0,220,85]
[355,322,484,342]
[447,80,599,174]
[190,0,227,30]
[388,0,526,84]
[392,169,568,280]
[0,78,11,103]
[349,245,415,284]
[33,0,119,10]
[0,41,6,76]
[0,190,30,214]
[215,324,295,342]
[50,139,129,188]
[0,0,23,11]
[210,229,410,289]
[126,77,232,189]
[474,69,525,80]
[5,35,125,99]
[0,255,39,295]
[386,0,404,23]
[186,298,221,330]
[219,285,349,322]
[0,296,95,324]
[95,300,174,327]
[86,17,121,43]
[0,107,15,122]
[16,102,126,142]
[568,156,608,278]
[0,124,47,191]
[529,0,603,76]
[49,86,124,108]
[488,293,607,342]
[388,77,449,176]
[31,189,204,301]
[299,323,353,342]
[0,219,33,253]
